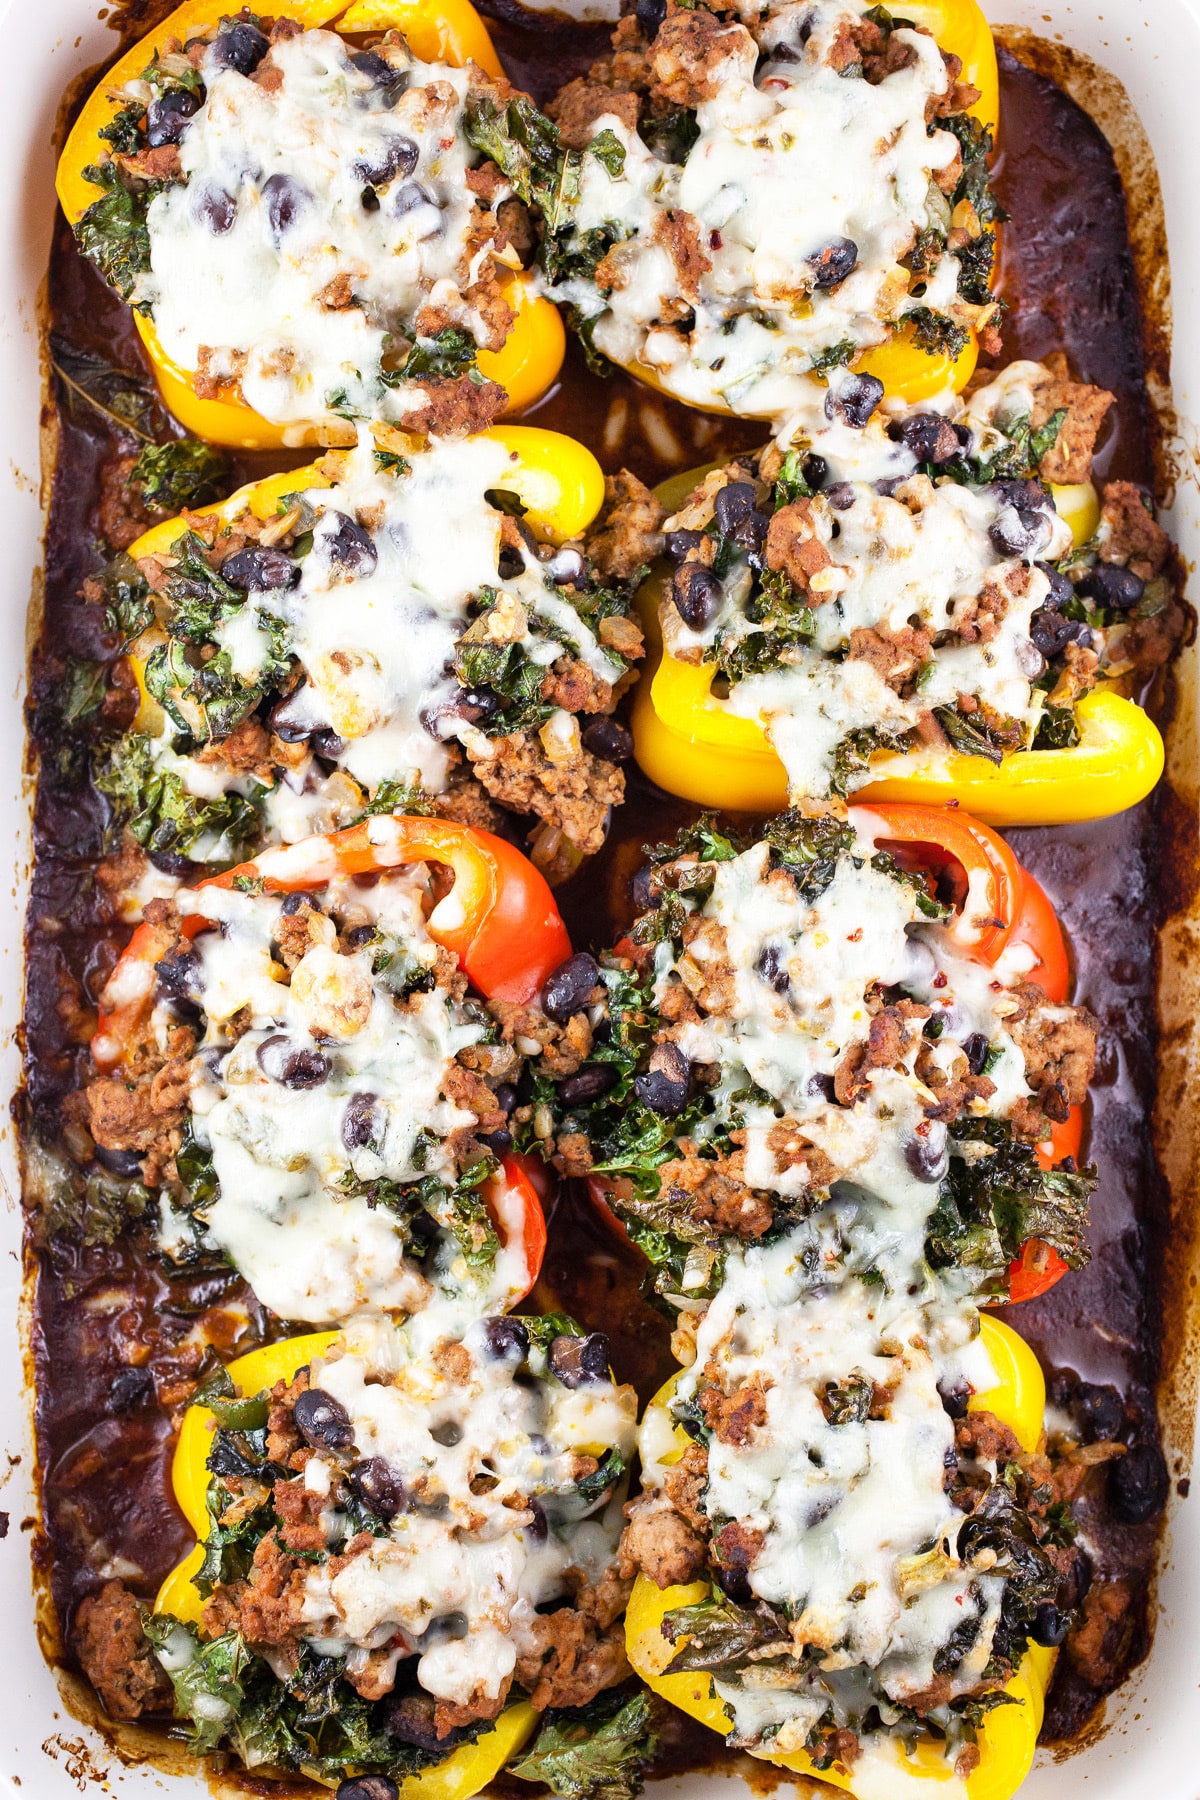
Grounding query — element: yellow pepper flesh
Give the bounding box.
[633,469,1164,826]
[627,1315,1052,1800]
[156,1328,539,1800]
[57,0,564,446]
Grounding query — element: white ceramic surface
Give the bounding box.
[1,0,1196,1793]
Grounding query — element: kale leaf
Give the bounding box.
[509,1689,659,1800]
[763,810,854,902]
[95,732,264,863]
[73,163,154,303]
[131,439,232,512]
[928,1117,1095,1289]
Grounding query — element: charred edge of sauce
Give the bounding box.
[19,28,1183,1793]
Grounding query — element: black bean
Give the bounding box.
[210,20,269,75]
[154,944,200,1003]
[1073,1382,1126,1443]
[430,1420,463,1447]
[343,924,378,949]
[542,951,600,1021]
[479,1127,513,1155]
[146,90,200,148]
[525,1497,549,1541]
[348,1456,405,1522]
[196,185,236,234]
[635,0,667,33]
[280,889,322,916]
[221,545,300,591]
[148,848,194,876]
[257,1034,332,1090]
[938,1380,970,1419]
[875,477,901,497]
[93,1144,144,1180]
[1076,561,1145,611]
[807,236,858,287]
[392,180,436,219]
[493,1082,518,1115]
[989,505,1052,559]
[342,1092,380,1151]
[447,686,501,727]
[755,943,790,994]
[549,1332,609,1387]
[355,134,419,186]
[635,1042,691,1115]
[478,1315,529,1361]
[905,1133,948,1183]
[805,1071,837,1102]
[337,1778,399,1800]
[557,1064,618,1106]
[382,1694,460,1754]
[665,527,704,563]
[994,478,1048,512]
[824,482,856,511]
[262,172,309,241]
[801,452,829,491]
[581,715,633,761]
[1057,1548,1093,1611]
[962,1033,990,1077]
[547,546,588,588]
[825,372,884,429]
[713,481,759,535]
[630,862,657,912]
[672,562,722,630]
[293,1386,354,1451]
[322,511,379,577]
[269,689,317,742]
[715,1563,753,1604]
[1035,560,1075,610]
[349,48,408,102]
[1030,608,1092,659]
[1109,1441,1169,1524]
[891,411,961,464]
[1030,1603,1070,1648]
[311,727,349,762]
[110,1366,154,1411]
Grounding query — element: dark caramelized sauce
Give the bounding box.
[23,25,1170,1784]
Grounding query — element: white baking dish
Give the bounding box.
[1,0,1197,1792]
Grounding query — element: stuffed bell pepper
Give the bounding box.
[517,802,1097,1309]
[517,0,1000,417]
[620,1245,1084,1799]
[628,357,1180,823]
[56,0,567,446]
[126,1312,638,1791]
[94,424,643,882]
[73,815,575,1325]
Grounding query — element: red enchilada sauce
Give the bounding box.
[21,24,1174,1782]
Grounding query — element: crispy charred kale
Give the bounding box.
[130,439,231,512]
[509,1689,659,1800]
[143,1617,477,1778]
[95,731,264,863]
[928,1117,1096,1289]
[73,164,155,304]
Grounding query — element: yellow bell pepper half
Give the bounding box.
[123,425,604,735]
[56,0,563,447]
[589,0,996,415]
[155,1329,538,1800]
[628,1316,1051,1800]
[633,472,1164,826]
